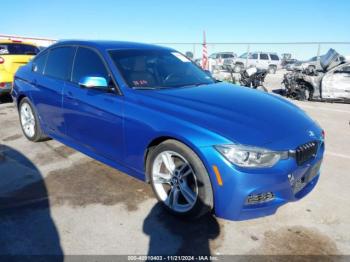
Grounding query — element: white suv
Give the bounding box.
[224,52,281,74]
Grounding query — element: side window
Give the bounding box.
[251,53,258,59]
[222,54,234,59]
[72,47,109,86]
[32,51,48,74]
[270,54,279,61]
[260,53,269,60]
[45,47,75,80]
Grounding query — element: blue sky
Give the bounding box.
[1,0,350,58]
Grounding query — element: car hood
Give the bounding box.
[134,83,321,149]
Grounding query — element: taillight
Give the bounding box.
[321,130,325,140]
[0,57,4,64]
[0,82,5,87]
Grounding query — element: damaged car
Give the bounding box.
[282,49,350,102]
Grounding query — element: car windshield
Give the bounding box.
[239,53,248,59]
[0,43,39,55]
[221,53,234,58]
[109,49,215,89]
[308,56,318,62]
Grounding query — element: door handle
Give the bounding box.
[65,91,79,106]
[66,91,75,100]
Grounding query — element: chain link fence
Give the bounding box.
[1,35,349,61]
[153,42,350,61]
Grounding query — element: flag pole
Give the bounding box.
[202,31,208,70]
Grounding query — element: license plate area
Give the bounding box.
[291,160,322,194]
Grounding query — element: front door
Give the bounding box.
[63,47,124,163]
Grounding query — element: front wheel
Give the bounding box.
[233,64,243,73]
[147,140,213,219]
[268,66,277,74]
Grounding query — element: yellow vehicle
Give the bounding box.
[0,40,40,95]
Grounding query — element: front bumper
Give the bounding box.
[201,141,324,221]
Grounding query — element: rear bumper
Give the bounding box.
[0,82,12,95]
[200,142,324,221]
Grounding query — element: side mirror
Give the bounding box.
[79,76,108,89]
[32,63,38,72]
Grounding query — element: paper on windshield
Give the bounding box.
[172,52,191,62]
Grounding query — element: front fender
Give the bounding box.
[122,100,230,178]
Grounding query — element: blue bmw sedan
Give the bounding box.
[12,40,324,220]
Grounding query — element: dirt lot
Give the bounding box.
[0,73,350,257]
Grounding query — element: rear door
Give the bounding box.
[32,46,76,138]
[269,54,280,67]
[63,46,124,162]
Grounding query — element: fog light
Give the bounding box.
[288,174,295,186]
[246,192,275,205]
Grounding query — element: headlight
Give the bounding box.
[215,144,288,168]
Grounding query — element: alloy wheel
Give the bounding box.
[20,102,36,138]
[152,151,198,213]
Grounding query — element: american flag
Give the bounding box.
[202,31,208,70]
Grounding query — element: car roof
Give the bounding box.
[251,52,278,55]
[51,40,173,52]
[212,52,234,55]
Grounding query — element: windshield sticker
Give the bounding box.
[172,52,191,63]
[133,80,148,86]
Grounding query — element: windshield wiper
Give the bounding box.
[132,82,213,90]
[192,82,212,86]
[132,86,158,90]
[164,82,213,88]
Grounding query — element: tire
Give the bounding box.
[19,97,48,142]
[268,66,277,74]
[308,65,316,71]
[147,139,213,219]
[234,64,243,73]
[296,88,310,101]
